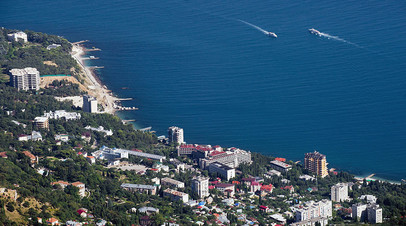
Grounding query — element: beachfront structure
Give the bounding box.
[331,183,348,202]
[43,110,81,120]
[191,176,209,198]
[18,131,42,142]
[295,199,332,224]
[7,31,28,43]
[121,183,157,195]
[93,146,166,162]
[208,162,235,181]
[168,126,184,145]
[85,126,113,136]
[199,147,252,169]
[304,151,328,178]
[34,117,49,129]
[163,188,189,203]
[352,203,382,224]
[161,177,185,189]
[10,67,40,91]
[83,95,98,113]
[269,160,292,173]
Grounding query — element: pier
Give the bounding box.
[88,66,104,69]
[72,40,89,44]
[82,56,100,60]
[84,48,101,51]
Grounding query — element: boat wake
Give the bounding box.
[237,19,276,37]
[318,31,362,48]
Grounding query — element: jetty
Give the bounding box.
[72,40,89,45]
[139,127,152,132]
[88,66,104,69]
[82,56,100,60]
[84,48,101,52]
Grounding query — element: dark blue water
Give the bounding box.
[2,0,406,180]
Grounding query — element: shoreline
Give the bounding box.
[69,41,403,184]
[70,42,118,114]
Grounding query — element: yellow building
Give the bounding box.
[304,151,328,178]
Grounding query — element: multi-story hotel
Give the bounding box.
[331,183,348,202]
[168,126,184,145]
[7,31,28,43]
[83,95,98,113]
[295,199,332,224]
[304,151,328,178]
[10,67,40,91]
[191,176,209,198]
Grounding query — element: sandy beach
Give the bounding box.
[70,43,118,114]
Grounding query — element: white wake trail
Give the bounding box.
[318,32,362,48]
[237,19,269,35]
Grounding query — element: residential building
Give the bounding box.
[161,177,185,188]
[93,146,166,162]
[18,131,42,142]
[215,183,235,196]
[43,110,81,120]
[352,203,382,224]
[47,44,61,50]
[291,217,329,226]
[360,194,377,204]
[85,126,113,136]
[163,188,189,203]
[264,169,281,178]
[191,176,209,198]
[83,95,98,113]
[295,199,332,223]
[331,183,348,202]
[304,151,328,178]
[51,181,70,189]
[7,31,28,43]
[367,204,383,224]
[86,156,96,164]
[34,117,49,129]
[208,162,235,180]
[22,151,38,164]
[10,67,40,91]
[55,134,69,142]
[121,183,157,195]
[138,207,159,215]
[168,126,184,145]
[269,160,292,173]
[71,182,86,197]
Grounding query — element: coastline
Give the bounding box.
[69,41,403,184]
[70,42,118,114]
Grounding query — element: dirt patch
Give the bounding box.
[43,61,58,67]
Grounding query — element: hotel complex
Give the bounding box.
[304,151,328,178]
[10,67,40,91]
[168,126,184,145]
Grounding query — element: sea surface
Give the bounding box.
[2,0,406,181]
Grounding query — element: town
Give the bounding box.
[0,28,405,226]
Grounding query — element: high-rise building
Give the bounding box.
[304,151,328,178]
[191,176,209,198]
[83,95,98,113]
[352,203,382,224]
[331,183,348,202]
[295,199,332,223]
[34,117,49,129]
[10,67,40,91]
[168,126,184,145]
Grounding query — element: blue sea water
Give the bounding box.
[2,0,406,180]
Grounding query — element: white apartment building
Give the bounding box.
[331,183,348,202]
[295,199,332,223]
[199,147,252,169]
[191,176,209,198]
[168,126,184,145]
[83,95,98,113]
[352,203,382,224]
[7,31,28,43]
[269,160,292,173]
[10,67,40,91]
[161,177,185,189]
[208,162,235,181]
[43,110,81,120]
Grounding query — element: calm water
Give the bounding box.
[2,0,406,180]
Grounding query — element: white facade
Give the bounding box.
[191,176,209,198]
[367,204,383,224]
[7,31,28,43]
[352,203,367,222]
[43,110,81,120]
[85,126,113,136]
[295,199,332,223]
[168,126,184,145]
[83,95,98,113]
[10,67,40,91]
[331,183,348,202]
[208,162,235,180]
